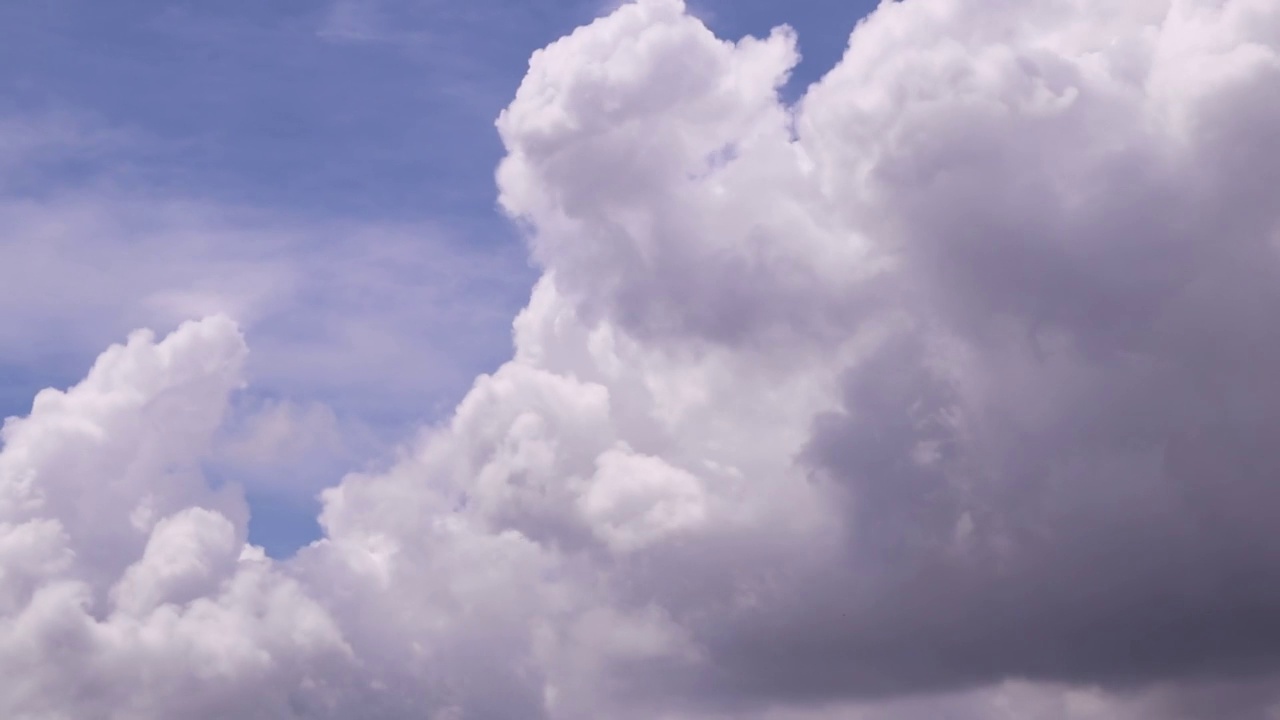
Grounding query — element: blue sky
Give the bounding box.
[0,0,877,556]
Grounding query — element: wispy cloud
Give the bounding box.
[0,109,532,511]
[317,0,433,45]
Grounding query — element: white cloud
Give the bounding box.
[0,317,352,719]
[580,447,708,552]
[111,508,240,616]
[3,0,1280,718]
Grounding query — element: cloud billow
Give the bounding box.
[3,0,1280,718]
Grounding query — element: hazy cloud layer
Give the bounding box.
[3,0,1280,717]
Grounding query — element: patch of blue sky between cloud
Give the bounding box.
[0,0,879,557]
[694,0,881,99]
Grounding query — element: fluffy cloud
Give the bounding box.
[4,0,1280,718]
[0,318,352,718]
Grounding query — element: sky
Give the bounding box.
[0,0,875,557]
[3,0,1280,718]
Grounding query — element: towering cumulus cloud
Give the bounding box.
[4,0,1280,717]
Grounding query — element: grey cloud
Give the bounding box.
[662,0,1280,707]
[497,0,1280,713]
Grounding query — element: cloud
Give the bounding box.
[0,188,527,405]
[318,0,391,43]
[0,168,533,528]
[0,113,136,187]
[3,0,1280,718]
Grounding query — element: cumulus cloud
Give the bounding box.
[4,0,1280,718]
